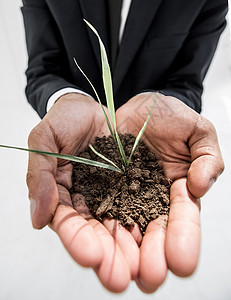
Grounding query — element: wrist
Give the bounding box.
[58,92,91,102]
[46,88,95,112]
[50,92,99,114]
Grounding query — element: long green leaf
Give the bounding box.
[83,20,116,129]
[74,57,121,162]
[89,144,122,173]
[0,145,121,173]
[128,97,156,165]
[84,19,127,166]
[73,58,115,139]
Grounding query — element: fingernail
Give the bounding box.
[30,198,37,220]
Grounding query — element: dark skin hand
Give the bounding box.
[116,92,224,291]
[27,92,224,293]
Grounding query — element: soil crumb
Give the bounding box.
[70,134,171,235]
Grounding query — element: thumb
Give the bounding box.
[187,116,224,198]
[27,122,59,229]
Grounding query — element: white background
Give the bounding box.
[0,1,231,299]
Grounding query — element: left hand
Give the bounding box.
[115,92,224,293]
[43,94,141,293]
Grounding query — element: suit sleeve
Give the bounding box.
[21,0,81,118]
[159,0,228,113]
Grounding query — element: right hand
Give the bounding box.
[27,93,141,292]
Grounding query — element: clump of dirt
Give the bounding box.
[70,134,171,235]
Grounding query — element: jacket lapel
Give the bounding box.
[113,0,163,94]
[79,0,109,69]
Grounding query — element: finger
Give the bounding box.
[136,215,168,293]
[49,186,103,268]
[103,219,140,279]
[27,122,59,229]
[166,178,201,277]
[129,223,143,247]
[188,116,224,198]
[71,193,131,292]
[90,220,131,293]
[72,193,131,291]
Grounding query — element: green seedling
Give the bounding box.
[0,20,155,174]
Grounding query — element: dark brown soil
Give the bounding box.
[70,134,171,235]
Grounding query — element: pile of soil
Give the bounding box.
[70,134,171,235]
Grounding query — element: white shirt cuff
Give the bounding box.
[46,88,93,112]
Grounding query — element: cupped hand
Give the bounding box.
[115,92,224,293]
[27,93,140,292]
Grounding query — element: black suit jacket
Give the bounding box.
[22,0,228,118]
